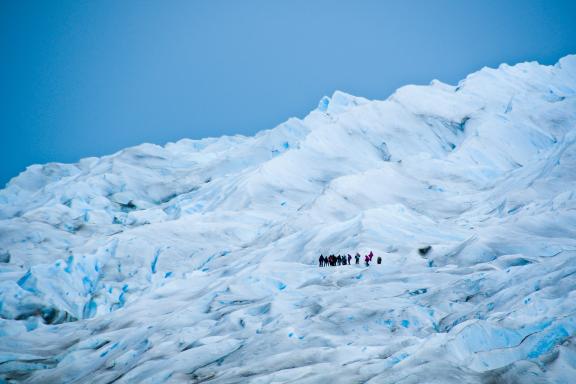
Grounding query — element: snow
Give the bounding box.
[1,55,576,383]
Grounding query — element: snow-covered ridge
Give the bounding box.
[1,55,576,383]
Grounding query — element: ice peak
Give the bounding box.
[317,90,369,114]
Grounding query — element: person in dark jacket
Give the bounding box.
[319,254,324,267]
[337,255,342,266]
[342,256,347,265]
[348,254,352,265]
[377,256,382,265]
[365,254,370,266]
[355,253,361,264]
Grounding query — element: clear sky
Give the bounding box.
[1,0,575,187]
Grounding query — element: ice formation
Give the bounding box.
[1,56,576,383]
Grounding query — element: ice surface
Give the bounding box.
[1,56,576,383]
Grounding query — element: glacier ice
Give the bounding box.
[1,55,576,383]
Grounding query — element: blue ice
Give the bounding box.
[528,325,570,358]
[64,255,74,273]
[318,96,330,112]
[151,249,160,274]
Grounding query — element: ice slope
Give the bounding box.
[1,55,576,383]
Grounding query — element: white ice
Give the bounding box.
[1,55,576,383]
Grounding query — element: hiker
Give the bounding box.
[365,254,370,266]
[368,251,374,262]
[319,254,324,267]
[342,256,347,265]
[355,253,361,264]
[377,256,382,265]
[330,255,335,266]
[348,254,352,265]
[337,255,342,266]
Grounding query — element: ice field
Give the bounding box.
[1,55,576,383]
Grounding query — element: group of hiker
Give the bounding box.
[319,251,381,267]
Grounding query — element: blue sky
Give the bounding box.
[1,0,575,187]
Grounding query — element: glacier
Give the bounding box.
[1,55,576,383]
